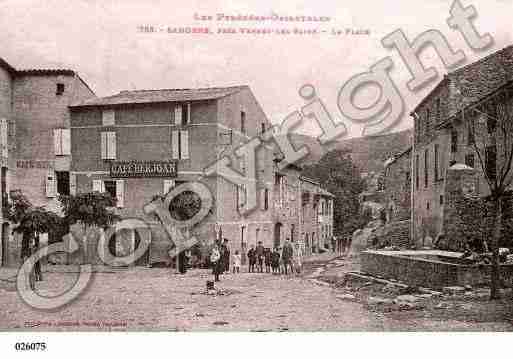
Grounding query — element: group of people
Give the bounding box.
[210,238,302,282]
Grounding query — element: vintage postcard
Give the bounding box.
[1,0,513,356]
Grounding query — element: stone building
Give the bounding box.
[411,45,513,247]
[0,57,94,266]
[299,176,334,254]
[383,147,412,223]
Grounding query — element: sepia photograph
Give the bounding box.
[1,0,513,356]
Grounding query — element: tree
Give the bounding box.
[6,190,65,286]
[467,89,513,299]
[303,149,367,239]
[147,190,203,272]
[59,192,120,264]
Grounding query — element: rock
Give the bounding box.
[394,294,422,303]
[367,296,393,305]
[336,294,356,301]
[417,293,433,299]
[464,285,473,291]
[442,286,466,295]
[434,302,451,310]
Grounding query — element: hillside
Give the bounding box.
[289,129,412,174]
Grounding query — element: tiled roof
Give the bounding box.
[0,57,16,75]
[412,45,513,117]
[16,69,76,76]
[70,85,249,107]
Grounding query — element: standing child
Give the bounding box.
[232,250,241,274]
[264,248,271,273]
[271,247,280,274]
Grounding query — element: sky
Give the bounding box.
[0,0,512,138]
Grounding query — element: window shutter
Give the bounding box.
[70,173,77,195]
[101,132,107,159]
[107,132,116,159]
[171,130,179,159]
[174,105,183,125]
[46,171,57,198]
[53,129,62,155]
[116,180,124,208]
[187,103,191,124]
[62,129,71,155]
[102,110,115,126]
[163,179,175,194]
[93,179,103,192]
[1,118,8,159]
[260,188,266,210]
[180,130,189,159]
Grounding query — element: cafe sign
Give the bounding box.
[110,160,177,178]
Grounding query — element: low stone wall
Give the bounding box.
[361,250,513,289]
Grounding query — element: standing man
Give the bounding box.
[221,238,230,274]
[247,245,256,273]
[210,243,222,282]
[255,241,265,273]
[281,238,293,275]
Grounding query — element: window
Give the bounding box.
[54,128,71,156]
[465,153,475,168]
[174,103,191,125]
[94,180,124,208]
[1,118,8,159]
[436,98,441,124]
[487,102,497,134]
[56,83,65,95]
[440,195,444,205]
[485,145,497,181]
[101,132,116,160]
[237,184,247,208]
[451,129,458,153]
[46,171,57,198]
[261,123,265,135]
[425,108,431,134]
[1,167,7,213]
[56,171,70,196]
[163,179,175,194]
[415,154,419,189]
[434,144,439,181]
[424,149,429,188]
[241,111,246,135]
[467,124,474,145]
[171,130,189,159]
[264,188,269,210]
[426,202,430,210]
[102,110,115,126]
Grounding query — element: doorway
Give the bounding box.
[1,222,8,266]
[274,222,282,248]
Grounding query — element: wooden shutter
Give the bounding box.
[70,173,77,195]
[93,179,103,192]
[101,132,107,159]
[1,118,8,160]
[62,129,71,155]
[180,130,189,159]
[107,132,116,159]
[116,180,124,208]
[171,130,179,159]
[53,129,62,155]
[102,110,115,126]
[174,105,183,125]
[46,171,57,198]
[163,179,175,194]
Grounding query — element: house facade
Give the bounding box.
[0,58,94,266]
[411,45,513,247]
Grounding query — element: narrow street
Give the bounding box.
[1,255,511,331]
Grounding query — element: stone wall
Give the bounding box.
[361,250,513,289]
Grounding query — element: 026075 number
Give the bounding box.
[14,342,47,351]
